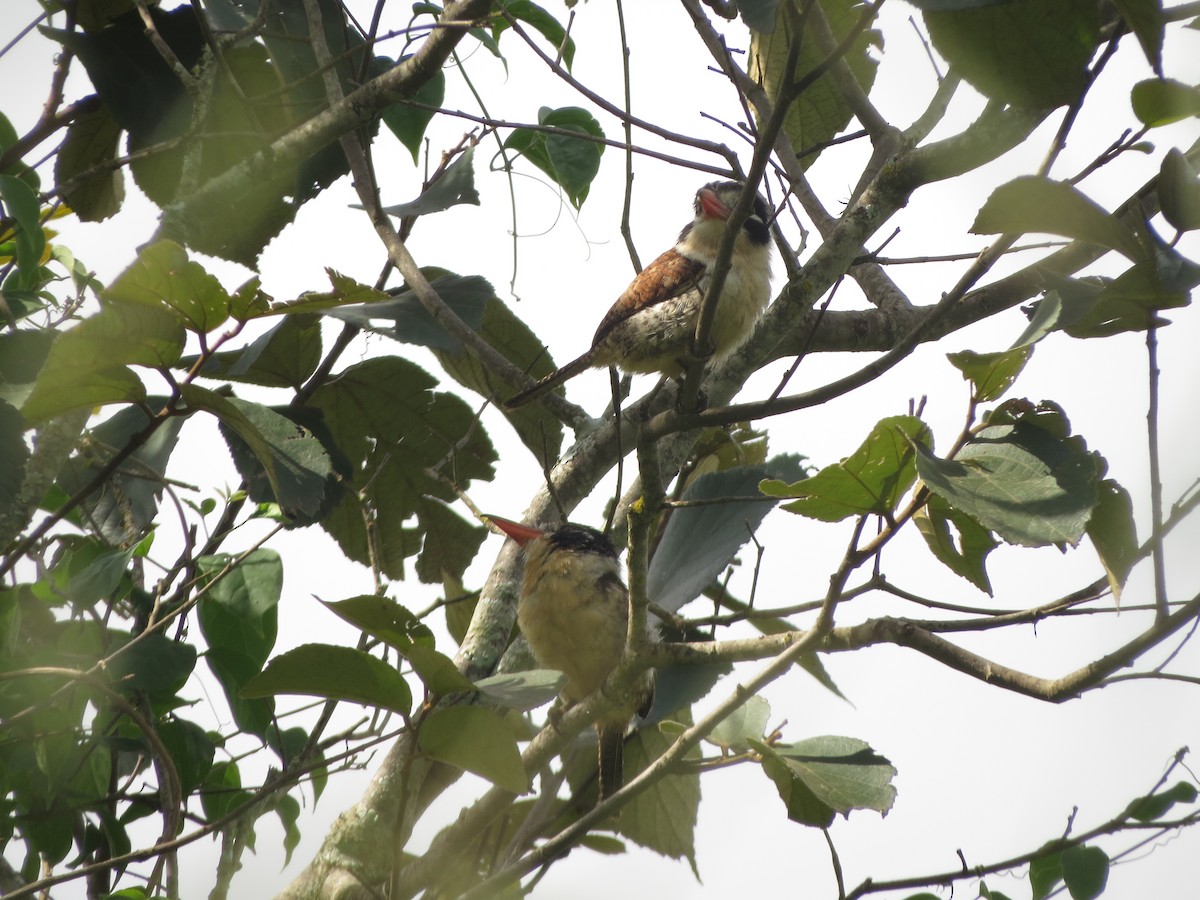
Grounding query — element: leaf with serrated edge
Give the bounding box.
[762,416,931,522]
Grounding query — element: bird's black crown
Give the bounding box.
[547,524,619,559]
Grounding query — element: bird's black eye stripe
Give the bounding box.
[548,524,619,559]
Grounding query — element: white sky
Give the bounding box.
[4,1,1200,898]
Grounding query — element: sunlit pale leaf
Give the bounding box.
[419,706,527,792]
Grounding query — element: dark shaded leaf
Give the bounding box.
[242,643,412,715]
[740,0,783,32]
[1113,0,1164,74]
[503,107,604,207]
[197,550,282,737]
[0,401,29,523]
[0,175,46,285]
[433,294,564,464]
[322,595,475,695]
[923,1,1100,108]
[1061,845,1108,900]
[56,403,184,546]
[107,632,197,697]
[377,148,479,217]
[1127,781,1198,821]
[310,356,495,583]
[186,314,322,388]
[200,760,252,822]
[492,0,576,69]
[54,101,125,222]
[183,387,336,523]
[913,491,997,594]
[157,718,216,795]
[380,59,446,163]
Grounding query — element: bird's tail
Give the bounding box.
[596,723,625,801]
[504,352,593,409]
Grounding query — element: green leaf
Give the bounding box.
[65,545,135,605]
[979,883,1016,900]
[503,106,604,207]
[107,632,197,697]
[242,643,413,715]
[0,174,46,283]
[763,416,931,522]
[1057,248,1197,337]
[185,314,322,388]
[21,300,184,422]
[749,0,882,170]
[197,550,282,736]
[915,412,1099,548]
[913,491,997,594]
[1031,851,1064,899]
[200,760,253,822]
[923,1,1100,108]
[54,102,125,222]
[322,595,434,650]
[377,147,479,217]
[327,272,492,352]
[708,695,770,752]
[182,386,335,523]
[432,295,564,464]
[0,401,30,531]
[105,240,231,333]
[473,669,565,711]
[1158,148,1200,233]
[1126,780,1198,821]
[755,735,897,827]
[971,176,1143,261]
[254,269,387,317]
[740,0,782,32]
[577,834,627,856]
[157,717,216,795]
[614,719,701,872]
[322,595,475,695]
[380,59,446,163]
[650,457,806,614]
[946,346,1031,402]
[1112,0,1164,74]
[418,705,527,792]
[492,0,576,69]
[1087,479,1138,604]
[275,793,302,866]
[310,356,495,583]
[56,404,184,546]
[1061,845,1108,900]
[1131,78,1200,127]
